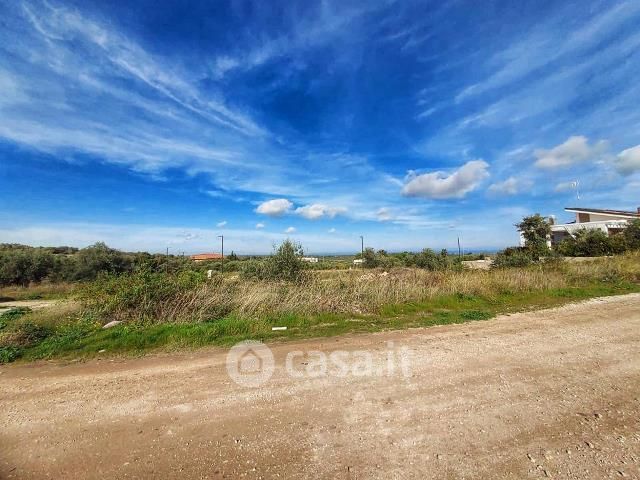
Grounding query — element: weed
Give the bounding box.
[0,346,20,363]
[0,307,32,321]
[459,310,493,320]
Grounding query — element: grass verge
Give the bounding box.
[5,280,638,363]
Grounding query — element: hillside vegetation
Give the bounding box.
[1,239,639,363]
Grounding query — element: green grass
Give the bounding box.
[6,280,638,363]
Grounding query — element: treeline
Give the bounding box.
[356,248,483,270]
[0,242,193,287]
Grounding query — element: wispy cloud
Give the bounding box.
[487,177,519,196]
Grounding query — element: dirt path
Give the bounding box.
[2,294,640,479]
[0,300,60,315]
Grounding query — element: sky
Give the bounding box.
[1,0,639,254]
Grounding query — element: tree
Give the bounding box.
[228,251,239,261]
[266,239,307,282]
[362,248,378,268]
[516,214,551,255]
[624,219,640,250]
[72,242,132,281]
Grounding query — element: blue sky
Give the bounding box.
[1,0,639,254]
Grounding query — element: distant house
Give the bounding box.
[301,257,319,263]
[353,259,364,265]
[550,207,640,245]
[190,253,223,262]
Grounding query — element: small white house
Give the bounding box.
[353,259,364,265]
[301,257,319,263]
[550,207,640,245]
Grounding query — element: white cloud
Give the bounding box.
[402,160,489,199]
[216,220,227,228]
[534,136,608,169]
[256,198,293,216]
[178,231,201,241]
[616,145,640,175]
[255,223,265,229]
[376,207,393,221]
[295,203,346,220]
[284,226,296,234]
[487,177,519,195]
[328,228,336,233]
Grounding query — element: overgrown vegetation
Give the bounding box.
[556,228,628,257]
[2,221,640,364]
[240,240,308,282]
[0,242,136,286]
[1,250,639,363]
[494,216,640,266]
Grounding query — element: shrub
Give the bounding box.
[556,229,626,257]
[625,219,640,250]
[0,346,20,363]
[0,242,135,286]
[362,248,378,268]
[241,240,307,282]
[414,248,452,271]
[266,240,307,282]
[493,247,534,268]
[241,259,270,279]
[71,242,133,281]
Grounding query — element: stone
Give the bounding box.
[102,320,123,329]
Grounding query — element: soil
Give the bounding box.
[1,294,640,479]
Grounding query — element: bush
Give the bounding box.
[493,247,534,268]
[0,242,136,286]
[556,229,626,257]
[625,219,640,250]
[241,240,307,282]
[0,346,20,363]
[0,250,54,286]
[414,248,452,271]
[71,242,133,281]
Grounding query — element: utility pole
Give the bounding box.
[457,236,461,259]
[359,235,364,267]
[217,235,224,276]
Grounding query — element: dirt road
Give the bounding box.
[2,294,640,479]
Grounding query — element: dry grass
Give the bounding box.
[81,252,640,323]
[0,282,75,301]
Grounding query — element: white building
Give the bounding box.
[550,207,640,245]
[301,257,319,263]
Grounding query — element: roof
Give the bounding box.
[190,253,223,260]
[565,207,640,218]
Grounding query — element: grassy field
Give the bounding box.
[1,252,640,363]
